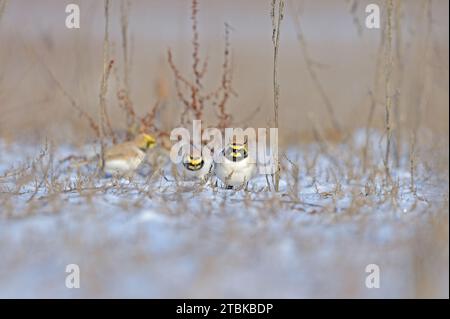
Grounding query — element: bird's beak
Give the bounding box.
[147,138,156,149]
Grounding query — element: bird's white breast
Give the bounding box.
[214,155,256,187]
[178,156,213,181]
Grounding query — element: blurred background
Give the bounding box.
[0,0,448,145]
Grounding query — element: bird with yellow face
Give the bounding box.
[214,141,256,189]
[102,133,156,176]
[177,145,213,182]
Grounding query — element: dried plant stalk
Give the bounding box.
[140,100,160,133]
[99,0,115,168]
[120,0,130,93]
[23,42,100,137]
[410,0,433,195]
[191,0,203,88]
[119,0,136,136]
[383,0,394,183]
[270,0,284,192]
[372,16,386,102]
[362,90,376,173]
[290,2,342,134]
[216,23,233,130]
[392,0,403,167]
[409,130,417,195]
[167,0,234,129]
[346,0,363,36]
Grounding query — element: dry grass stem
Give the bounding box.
[383,0,394,184]
[99,0,114,169]
[168,0,234,129]
[270,0,285,192]
[289,1,342,135]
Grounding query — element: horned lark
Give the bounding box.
[214,142,256,189]
[177,146,213,181]
[102,133,156,176]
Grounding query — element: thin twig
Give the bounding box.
[392,0,404,167]
[167,0,235,128]
[99,0,114,169]
[289,0,342,134]
[270,0,285,192]
[383,0,394,184]
[21,41,100,137]
[362,90,376,173]
[119,0,136,134]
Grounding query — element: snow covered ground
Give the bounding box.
[0,131,448,298]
